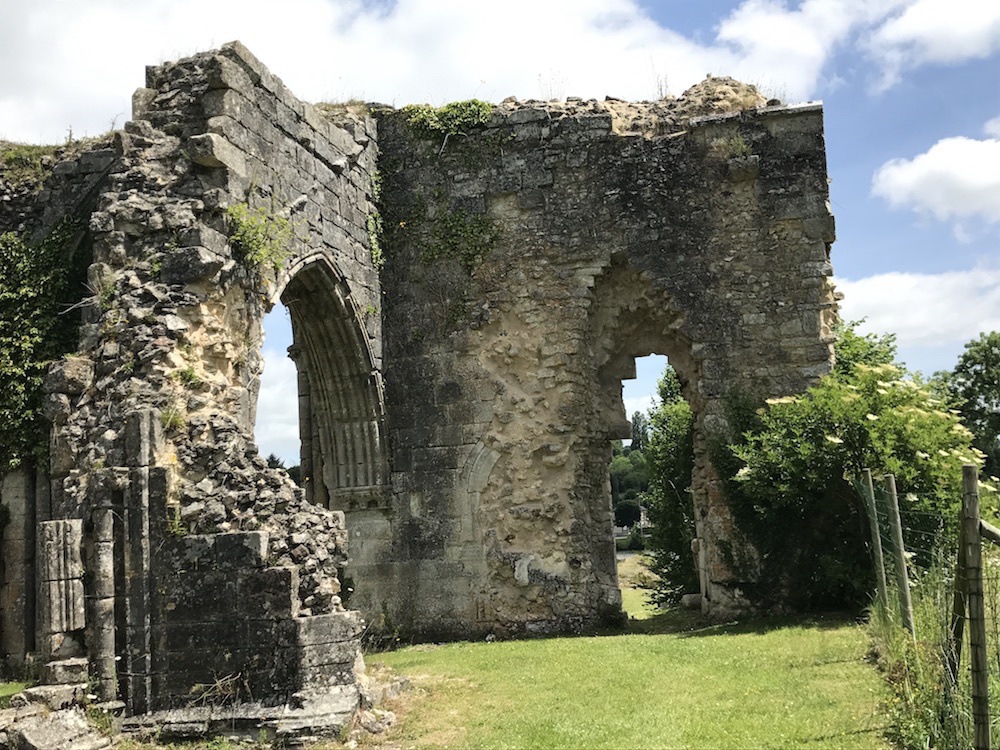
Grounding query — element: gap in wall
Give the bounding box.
[256,305,301,481]
[614,353,668,620]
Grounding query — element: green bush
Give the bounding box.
[726,328,989,609]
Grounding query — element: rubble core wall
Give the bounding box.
[11,41,378,721]
[370,96,836,636]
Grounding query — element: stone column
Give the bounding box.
[37,520,86,661]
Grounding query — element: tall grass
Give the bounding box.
[867,547,1000,748]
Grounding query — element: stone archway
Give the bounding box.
[272,255,388,511]
[371,84,837,637]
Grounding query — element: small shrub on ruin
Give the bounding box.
[709,134,753,159]
[225,202,292,273]
[402,100,493,140]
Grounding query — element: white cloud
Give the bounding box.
[716,0,905,95]
[837,269,1000,358]
[872,135,1000,224]
[0,0,905,144]
[866,0,1000,88]
[255,347,301,466]
[624,394,657,418]
[985,116,1000,138]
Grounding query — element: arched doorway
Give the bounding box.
[264,255,388,511]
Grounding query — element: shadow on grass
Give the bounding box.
[591,606,862,640]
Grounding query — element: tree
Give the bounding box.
[832,320,898,376]
[643,366,696,604]
[643,323,989,611]
[614,498,642,527]
[265,453,285,469]
[942,331,1000,476]
[630,411,650,451]
[610,447,649,505]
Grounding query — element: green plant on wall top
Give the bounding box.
[402,100,494,142]
[225,203,292,273]
[0,142,59,190]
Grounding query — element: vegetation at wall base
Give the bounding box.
[867,557,977,749]
[0,220,86,474]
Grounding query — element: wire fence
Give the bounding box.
[863,465,999,749]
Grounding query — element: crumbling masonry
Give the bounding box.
[0,43,836,733]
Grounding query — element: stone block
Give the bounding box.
[132,87,156,118]
[37,520,83,582]
[212,531,269,569]
[43,357,94,396]
[297,641,359,669]
[38,579,85,634]
[237,567,298,619]
[160,246,225,284]
[21,684,87,711]
[42,657,89,685]
[207,54,255,95]
[296,612,363,646]
[187,133,247,177]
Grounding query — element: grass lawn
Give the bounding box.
[7,557,890,750]
[365,555,889,750]
[0,681,28,708]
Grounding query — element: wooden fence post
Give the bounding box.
[963,464,990,750]
[884,474,915,638]
[862,468,889,609]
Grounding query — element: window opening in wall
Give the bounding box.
[255,306,302,484]
[613,353,696,621]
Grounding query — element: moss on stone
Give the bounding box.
[422,207,499,270]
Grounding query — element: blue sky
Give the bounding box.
[2,0,998,464]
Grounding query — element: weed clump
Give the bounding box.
[225,203,292,273]
[402,100,493,140]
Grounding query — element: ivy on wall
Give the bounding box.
[0,220,84,474]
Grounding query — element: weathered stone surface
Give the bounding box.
[41,657,89,685]
[159,245,225,284]
[187,133,246,175]
[6,706,110,750]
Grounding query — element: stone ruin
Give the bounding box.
[0,42,836,738]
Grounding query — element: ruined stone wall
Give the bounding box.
[366,87,836,636]
[1,45,838,728]
[1,43,380,729]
